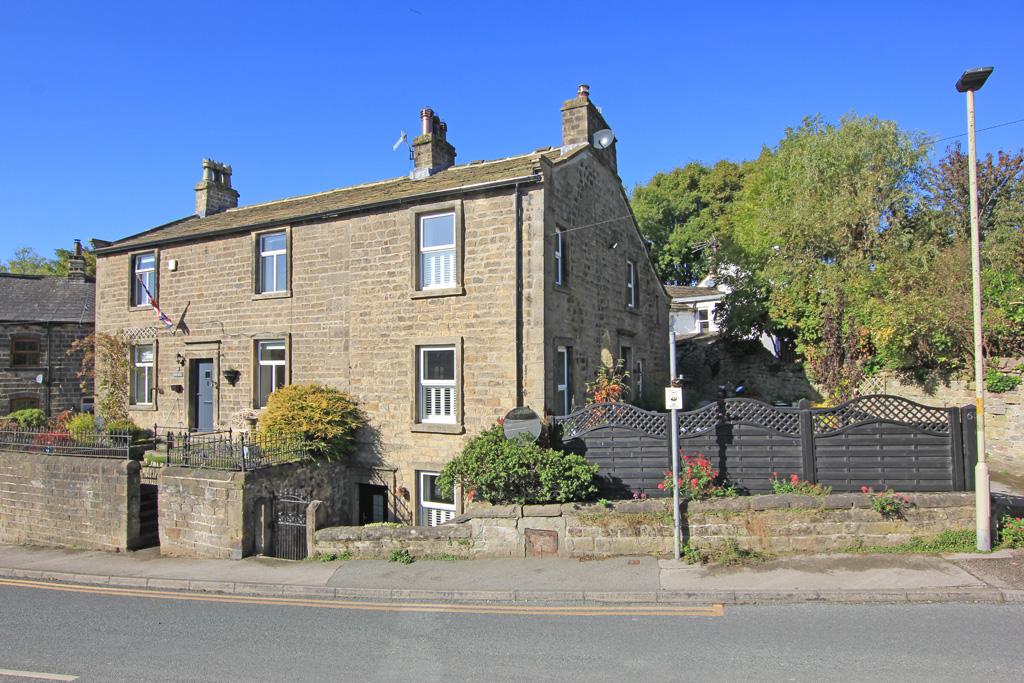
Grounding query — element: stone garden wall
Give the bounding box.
[687,492,976,554]
[0,450,141,552]
[314,494,977,560]
[158,459,350,559]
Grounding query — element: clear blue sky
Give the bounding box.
[1,1,1021,262]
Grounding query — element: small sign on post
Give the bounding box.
[665,387,683,411]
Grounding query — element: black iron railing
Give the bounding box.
[0,426,133,459]
[166,430,310,471]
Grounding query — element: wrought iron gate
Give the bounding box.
[271,490,309,560]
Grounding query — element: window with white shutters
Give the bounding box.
[419,471,455,527]
[419,346,456,423]
[419,213,456,289]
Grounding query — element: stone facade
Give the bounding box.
[0,322,93,415]
[687,493,976,554]
[95,89,669,527]
[0,450,140,551]
[157,459,350,559]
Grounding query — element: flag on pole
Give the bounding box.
[135,274,175,330]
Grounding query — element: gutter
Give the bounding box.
[95,174,544,256]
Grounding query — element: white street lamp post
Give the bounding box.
[955,66,994,552]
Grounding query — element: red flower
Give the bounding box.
[790,473,799,484]
[657,482,666,490]
[772,472,779,478]
[690,477,699,487]
[860,486,869,494]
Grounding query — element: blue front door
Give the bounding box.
[193,360,214,432]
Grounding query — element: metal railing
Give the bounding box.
[0,426,133,459]
[165,430,310,471]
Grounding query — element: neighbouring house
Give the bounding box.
[668,273,779,356]
[0,243,95,416]
[93,85,669,526]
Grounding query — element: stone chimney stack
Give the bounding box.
[561,84,617,173]
[194,159,239,217]
[411,108,457,178]
[67,239,86,281]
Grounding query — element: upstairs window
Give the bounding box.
[131,253,157,307]
[625,260,637,309]
[418,346,456,423]
[130,344,155,406]
[554,227,566,286]
[419,213,456,290]
[697,308,711,333]
[258,232,288,294]
[11,338,40,367]
[256,340,287,408]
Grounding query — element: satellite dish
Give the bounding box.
[503,406,542,442]
[592,129,615,150]
[34,373,44,384]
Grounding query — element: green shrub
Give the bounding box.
[388,548,414,564]
[6,408,46,428]
[67,413,98,440]
[985,370,1021,393]
[1000,515,1024,549]
[438,425,599,505]
[257,384,364,457]
[104,418,146,440]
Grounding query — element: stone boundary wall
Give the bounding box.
[158,459,350,560]
[687,492,975,554]
[0,450,140,552]
[313,499,675,560]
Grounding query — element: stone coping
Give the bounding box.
[688,492,975,514]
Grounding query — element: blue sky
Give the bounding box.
[1,1,1021,262]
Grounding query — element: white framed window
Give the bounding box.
[256,339,287,408]
[418,346,456,423]
[132,252,156,307]
[554,227,566,286]
[555,346,571,416]
[626,260,637,308]
[419,213,456,289]
[697,307,711,333]
[419,471,455,527]
[130,344,154,405]
[258,232,288,293]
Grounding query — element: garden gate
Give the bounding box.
[270,490,309,560]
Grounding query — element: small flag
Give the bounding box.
[136,274,175,330]
[392,131,407,152]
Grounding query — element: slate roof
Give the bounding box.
[98,149,567,254]
[0,274,95,324]
[664,285,721,300]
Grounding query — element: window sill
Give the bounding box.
[129,305,154,312]
[553,283,570,294]
[411,286,464,300]
[128,404,158,412]
[625,306,640,316]
[252,290,292,301]
[411,422,464,435]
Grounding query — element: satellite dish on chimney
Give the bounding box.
[592,129,615,150]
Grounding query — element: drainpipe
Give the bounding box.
[514,184,524,407]
[45,322,53,416]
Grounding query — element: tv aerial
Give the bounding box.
[392,130,412,162]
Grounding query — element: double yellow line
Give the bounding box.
[0,578,723,617]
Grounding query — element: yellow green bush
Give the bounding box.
[257,384,364,457]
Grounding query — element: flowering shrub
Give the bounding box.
[1000,515,1024,549]
[632,489,648,501]
[585,359,630,404]
[769,472,832,496]
[659,453,736,500]
[861,486,912,519]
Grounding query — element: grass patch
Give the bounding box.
[575,511,674,532]
[704,539,770,566]
[364,522,402,528]
[388,548,414,564]
[423,552,466,561]
[843,529,979,554]
[314,550,353,562]
[143,451,167,464]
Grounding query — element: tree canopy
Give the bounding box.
[0,245,97,278]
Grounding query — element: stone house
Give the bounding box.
[0,245,94,416]
[93,86,668,526]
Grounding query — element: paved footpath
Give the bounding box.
[1,543,1022,605]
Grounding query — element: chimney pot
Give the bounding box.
[412,108,456,177]
[420,108,434,136]
[67,239,86,281]
[577,84,590,99]
[195,158,239,217]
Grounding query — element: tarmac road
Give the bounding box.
[1,581,1022,682]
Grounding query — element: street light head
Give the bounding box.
[956,66,994,93]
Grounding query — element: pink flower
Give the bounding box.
[657,482,666,490]
[790,473,799,484]
[861,486,869,494]
[772,472,779,478]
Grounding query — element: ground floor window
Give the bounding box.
[555,346,571,416]
[256,339,287,408]
[418,471,455,527]
[9,396,40,413]
[130,344,154,405]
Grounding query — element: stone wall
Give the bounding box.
[0,321,93,416]
[687,493,976,554]
[0,450,140,551]
[158,459,350,559]
[313,499,675,560]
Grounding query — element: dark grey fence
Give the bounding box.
[0,426,133,459]
[165,430,310,471]
[553,395,977,497]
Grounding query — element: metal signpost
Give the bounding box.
[667,330,681,561]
